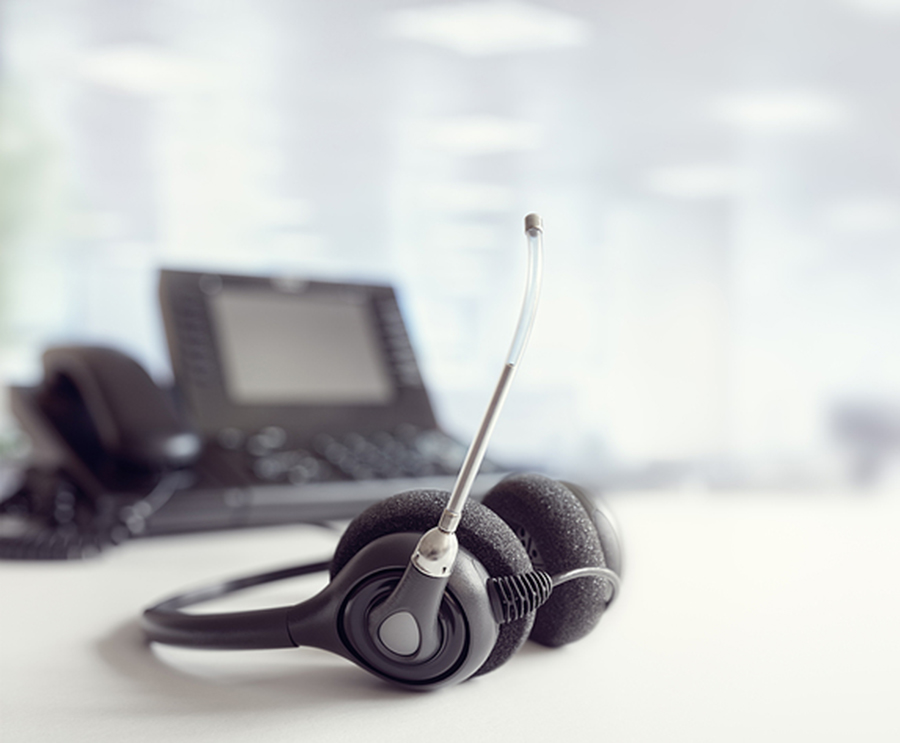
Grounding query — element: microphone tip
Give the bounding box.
[524,213,542,234]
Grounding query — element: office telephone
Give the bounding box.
[0,270,504,559]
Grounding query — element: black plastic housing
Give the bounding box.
[142,533,500,691]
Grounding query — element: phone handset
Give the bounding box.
[1,346,201,559]
[40,346,201,471]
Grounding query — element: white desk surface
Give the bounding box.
[2,488,899,743]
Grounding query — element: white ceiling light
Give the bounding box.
[826,199,900,233]
[712,91,848,133]
[420,115,541,154]
[429,223,498,252]
[419,182,514,212]
[840,0,900,17]
[255,197,314,228]
[77,44,215,94]
[387,0,590,56]
[645,164,742,199]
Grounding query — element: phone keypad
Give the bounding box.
[224,426,490,486]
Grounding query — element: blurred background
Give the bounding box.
[2,0,900,491]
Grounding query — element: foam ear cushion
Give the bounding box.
[482,474,608,647]
[330,489,534,676]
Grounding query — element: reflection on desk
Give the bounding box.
[1,488,899,743]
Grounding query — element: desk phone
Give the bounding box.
[1,270,504,558]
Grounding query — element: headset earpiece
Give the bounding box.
[482,474,613,647]
[560,480,623,579]
[331,489,536,676]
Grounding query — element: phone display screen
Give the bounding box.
[209,289,394,406]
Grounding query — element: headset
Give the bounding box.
[142,215,623,690]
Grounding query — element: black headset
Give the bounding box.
[142,216,623,690]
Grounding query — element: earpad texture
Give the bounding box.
[482,474,608,647]
[331,489,534,676]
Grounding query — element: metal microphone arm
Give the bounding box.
[412,214,544,578]
[368,214,545,659]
